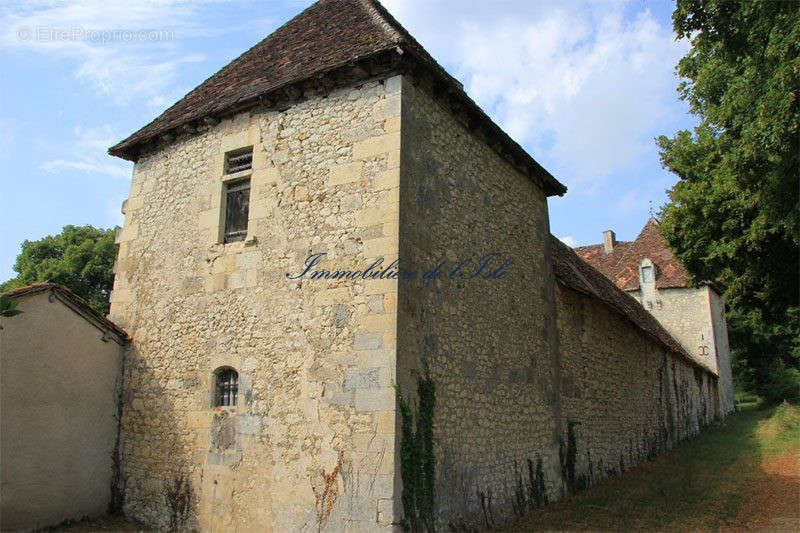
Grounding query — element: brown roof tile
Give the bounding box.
[551,236,713,373]
[110,0,400,159]
[108,0,565,196]
[572,240,632,282]
[575,218,690,291]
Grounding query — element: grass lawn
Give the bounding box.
[503,403,800,531]
[49,403,799,532]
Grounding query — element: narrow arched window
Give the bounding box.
[215,368,238,407]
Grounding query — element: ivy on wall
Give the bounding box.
[511,456,549,519]
[397,367,436,532]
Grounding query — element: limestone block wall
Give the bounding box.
[555,283,717,491]
[396,76,563,529]
[631,285,734,414]
[631,286,716,369]
[109,67,728,532]
[391,72,720,530]
[110,78,404,532]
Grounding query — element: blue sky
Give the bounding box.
[0,0,696,280]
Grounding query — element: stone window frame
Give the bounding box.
[222,177,252,243]
[213,145,257,246]
[640,258,655,285]
[208,360,254,412]
[213,366,239,408]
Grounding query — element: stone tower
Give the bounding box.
[108,1,724,530]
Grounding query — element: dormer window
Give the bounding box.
[640,258,655,285]
[641,265,654,283]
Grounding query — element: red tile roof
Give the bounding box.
[3,282,130,343]
[108,0,565,196]
[574,218,690,291]
[551,236,714,373]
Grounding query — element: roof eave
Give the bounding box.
[108,44,566,197]
[108,46,404,162]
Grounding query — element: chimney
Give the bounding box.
[603,230,616,254]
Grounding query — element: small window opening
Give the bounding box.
[641,265,654,283]
[225,148,253,174]
[224,179,250,243]
[215,368,238,407]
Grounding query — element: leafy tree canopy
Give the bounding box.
[1,225,117,315]
[0,295,23,318]
[658,0,799,402]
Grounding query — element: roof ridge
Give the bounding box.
[550,235,714,374]
[109,0,360,148]
[3,282,130,343]
[107,0,566,196]
[575,240,632,248]
[359,0,404,43]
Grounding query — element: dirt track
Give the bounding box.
[724,447,800,532]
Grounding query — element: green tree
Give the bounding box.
[1,225,117,315]
[0,295,23,318]
[657,0,799,402]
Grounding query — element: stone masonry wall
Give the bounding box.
[110,77,405,532]
[396,76,563,530]
[555,283,717,493]
[631,286,716,370]
[631,284,734,414]
[392,74,719,529]
[109,67,725,532]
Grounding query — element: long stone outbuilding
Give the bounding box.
[106,1,731,530]
[575,219,736,416]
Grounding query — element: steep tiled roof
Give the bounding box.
[572,240,632,282]
[575,218,690,291]
[551,236,713,373]
[110,0,401,158]
[108,0,566,196]
[3,282,130,344]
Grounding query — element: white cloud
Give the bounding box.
[41,125,132,180]
[559,235,579,247]
[382,0,688,187]
[41,159,129,179]
[1,0,207,104]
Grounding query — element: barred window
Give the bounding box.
[223,179,250,243]
[225,148,253,174]
[215,367,238,407]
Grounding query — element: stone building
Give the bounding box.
[106,0,727,530]
[0,283,128,530]
[575,219,735,415]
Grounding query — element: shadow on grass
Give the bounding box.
[501,404,799,532]
[39,514,148,532]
